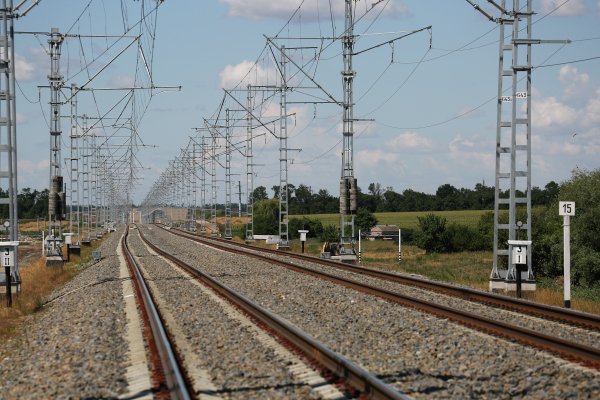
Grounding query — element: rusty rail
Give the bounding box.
[122,227,193,400]
[166,225,600,331]
[158,224,600,370]
[138,225,410,400]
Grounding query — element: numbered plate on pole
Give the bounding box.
[512,246,527,264]
[501,92,527,102]
[559,201,575,216]
[1,247,13,268]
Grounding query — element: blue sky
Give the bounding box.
[13,0,600,203]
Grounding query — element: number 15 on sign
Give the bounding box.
[559,201,575,216]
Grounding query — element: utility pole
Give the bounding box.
[225,109,232,239]
[192,142,197,231]
[246,85,254,240]
[463,0,570,292]
[68,83,80,253]
[200,135,207,234]
[340,0,358,254]
[210,130,217,236]
[0,0,20,300]
[278,45,290,249]
[238,181,242,218]
[47,28,65,264]
[91,126,98,239]
[81,114,91,245]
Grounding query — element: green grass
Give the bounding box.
[290,210,504,229]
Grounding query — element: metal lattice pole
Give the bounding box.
[278,46,289,247]
[48,28,64,246]
[340,0,357,252]
[211,131,217,236]
[69,83,80,245]
[200,135,207,233]
[246,85,254,240]
[81,114,90,244]
[91,128,98,238]
[489,0,569,291]
[0,1,19,300]
[225,109,232,239]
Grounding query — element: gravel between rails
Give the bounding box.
[169,229,600,350]
[0,229,131,399]
[127,228,326,400]
[142,224,600,399]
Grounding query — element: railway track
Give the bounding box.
[157,224,600,371]
[122,227,193,399]
[166,225,600,330]
[131,225,410,400]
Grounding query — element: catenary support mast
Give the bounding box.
[340,0,358,251]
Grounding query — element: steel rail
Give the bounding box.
[136,226,410,400]
[167,225,600,331]
[122,227,192,400]
[158,225,600,370]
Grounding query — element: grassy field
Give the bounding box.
[290,209,505,229]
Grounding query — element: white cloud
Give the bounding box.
[219,60,278,90]
[356,148,398,168]
[533,135,582,156]
[558,64,597,107]
[528,87,581,131]
[196,105,206,112]
[18,159,50,190]
[108,74,136,87]
[539,0,589,16]
[219,0,409,21]
[13,47,48,81]
[384,131,440,153]
[454,106,485,119]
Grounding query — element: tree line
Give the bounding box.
[0,188,49,220]
[249,180,560,215]
[411,167,599,288]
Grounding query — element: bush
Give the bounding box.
[288,216,323,240]
[253,199,280,235]
[232,223,246,240]
[393,228,418,246]
[318,225,339,242]
[417,213,450,254]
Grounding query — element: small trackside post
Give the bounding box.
[559,201,575,308]
[358,229,361,264]
[398,229,401,262]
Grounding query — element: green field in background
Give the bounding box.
[290,209,506,229]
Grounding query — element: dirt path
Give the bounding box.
[17,244,43,268]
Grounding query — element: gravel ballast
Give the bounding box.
[0,229,131,399]
[143,225,600,399]
[171,229,600,350]
[127,228,327,400]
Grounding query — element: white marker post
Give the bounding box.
[559,201,575,308]
[398,229,402,262]
[358,230,361,264]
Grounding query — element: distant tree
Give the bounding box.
[252,198,280,235]
[251,186,269,202]
[355,208,378,234]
